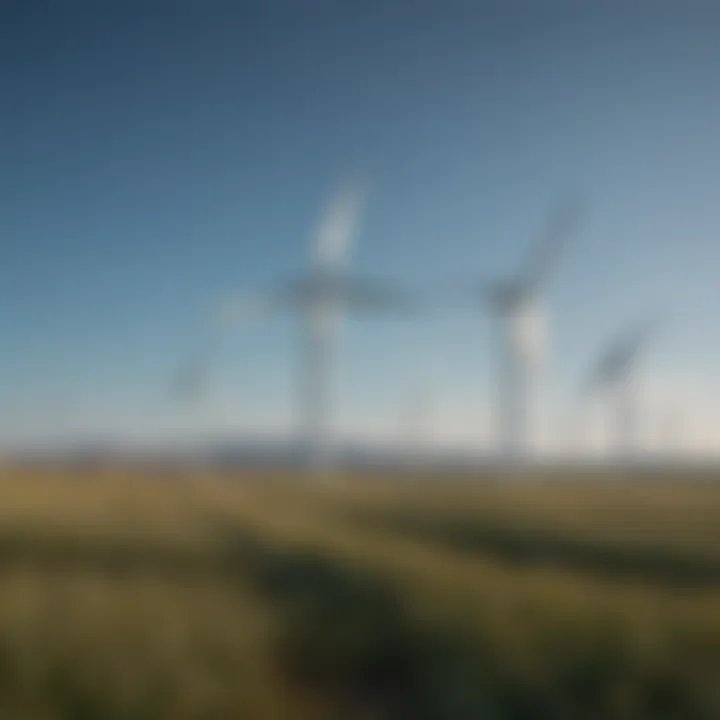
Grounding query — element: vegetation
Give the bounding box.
[0,467,716,718]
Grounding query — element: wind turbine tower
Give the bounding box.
[585,317,661,461]
[219,177,417,476]
[480,203,580,463]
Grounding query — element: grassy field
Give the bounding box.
[0,467,716,718]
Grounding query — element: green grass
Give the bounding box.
[0,467,716,718]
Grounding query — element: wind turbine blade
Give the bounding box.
[585,310,665,391]
[616,312,665,361]
[171,292,281,404]
[171,356,210,403]
[340,277,422,315]
[436,274,512,311]
[314,175,367,271]
[170,325,220,404]
[212,293,278,332]
[586,337,631,393]
[521,198,582,295]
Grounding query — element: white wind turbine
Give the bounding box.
[171,293,271,406]
[475,203,580,463]
[210,177,418,475]
[585,316,662,461]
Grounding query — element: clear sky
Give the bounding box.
[2,1,720,452]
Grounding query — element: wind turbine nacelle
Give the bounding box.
[488,281,527,313]
[287,273,418,317]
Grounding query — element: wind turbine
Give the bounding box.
[216,176,418,475]
[476,202,581,463]
[170,299,257,406]
[585,315,662,461]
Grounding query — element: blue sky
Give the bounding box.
[2,1,720,450]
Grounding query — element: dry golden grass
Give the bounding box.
[0,569,291,719]
[0,470,301,719]
[0,466,715,718]
[295,471,720,558]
